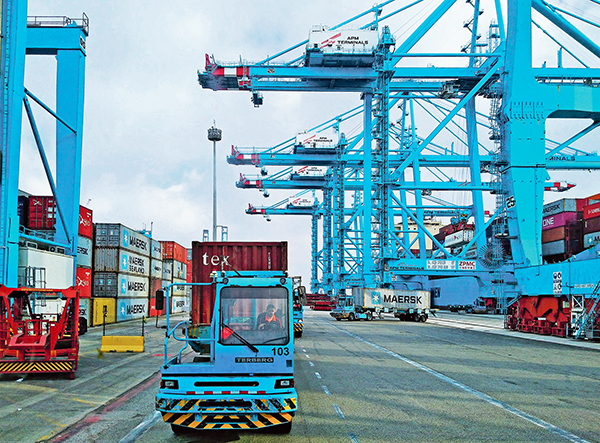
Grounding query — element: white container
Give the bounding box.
[77,235,93,268]
[307,27,377,54]
[295,129,338,148]
[31,297,65,321]
[542,199,578,217]
[171,278,187,296]
[150,259,163,279]
[352,287,430,311]
[116,297,148,322]
[18,247,74,289]
[288,196,315,208]
[292,166,328,177]
[187,248,192,261]
[164,259,186,280]
[171,295,189,313]
[93,272,149,298]
[95,223,151,257]
[79,298,91,326]
[94,248,150,277]
[162,262,173,282]
[150,239,163,261]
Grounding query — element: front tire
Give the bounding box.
[348,312,356,321]
[366,311,373,321]
[266,421,292,434]
[171,424,191,435]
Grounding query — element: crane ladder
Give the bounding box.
[573,279,600,340]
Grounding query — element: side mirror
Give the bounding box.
[156,289,165,311]
[297,286,307,305]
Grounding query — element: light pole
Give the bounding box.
[207,123,222,241]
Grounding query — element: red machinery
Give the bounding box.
[506,295,571,337]
[0,286,79,379]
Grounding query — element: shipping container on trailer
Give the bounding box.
[542,212,579,231]
[92,298,116,326]
[18,247,74,289]
[77,236,93,268]
[79,206,93,238]
[93,272,150,298]
[191,241,288,325]
[94,249,150,277]
[94,223,151,257]
[161,241,187,263]
[75,267,92,298]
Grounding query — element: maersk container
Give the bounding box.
[18,247,74,289]
[79,298,91,328]
[94,248,150,277]
[171,295,189,314]
[542,212,578,231]
[77,235,93,268]
[76,266,92,298]
[150,239,162,261]
[171,278,187,297]
[444,229,474,247]
[116,297,148,322]
[542,198,587,217]
[94,223,151,257]
[150,259,163,280]
[352,287,431,311]
[191,241,288,324]
[584,231,600,249]
[584,216,600,234]
[164,259,186,280]
[93,272,150,298]
[162,261,173,282]
[161,241,187,263]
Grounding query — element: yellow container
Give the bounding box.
[92,298,116,326]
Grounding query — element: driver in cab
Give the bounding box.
[257,304,283,331]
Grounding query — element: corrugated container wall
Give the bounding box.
[94,248,150,277]
[191,241,288,324]
[583,202,600,220]
[77,236,93,268]
[584,217,600,234]
[79,206,93,238]
[27,196,56,230]
[161,241,187,263]
[93,272,150,298]
[541,212,578,231]
[94,223,151,257]
[76,267,92,298]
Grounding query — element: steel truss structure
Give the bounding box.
[199,0,600,311]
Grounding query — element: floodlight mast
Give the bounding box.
[208,123,223,241]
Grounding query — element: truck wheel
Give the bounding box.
[349,312,355,321]
[421,314,428,322]
[366,312,373,321]
[171,424,191,435]
[267,421,292,434]
[336,317,342,321]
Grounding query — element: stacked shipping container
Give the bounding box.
[161,241,188,314]
[76,206,93,328]
[148,240,165,317]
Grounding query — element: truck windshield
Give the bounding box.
[220,286,289,346]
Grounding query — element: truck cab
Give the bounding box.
[292,278,306,338]
[155,271,297,433]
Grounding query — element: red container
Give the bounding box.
[542,212,578,231]
[79,206,93,238]
[148,278,168,316]
[584,216,600,234]
[542,226,566,243]
[583,202,600,220]
[161,241,187,263]
[27,196,56,229]
[191,241,288,324]
[186,259,192,283]
[75,267,92,299]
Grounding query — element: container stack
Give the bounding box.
[93,224,151,325]
[148,239,165,317]
[162,241,188,314]
[76,206,93,329]
[541,199,586,262]
[583,200,600,249]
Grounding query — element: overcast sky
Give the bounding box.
[20,0,600,285]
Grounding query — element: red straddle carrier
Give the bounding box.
[0,286,79,379]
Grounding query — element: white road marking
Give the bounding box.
[322,385,331,395]
[349,432,360,443]
[309,361,315,367]
[329,323,590,443]
[315,372,322,379]
[118,411,161,443]
[333,404,345,419]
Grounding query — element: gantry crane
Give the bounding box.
[199,0,600,311]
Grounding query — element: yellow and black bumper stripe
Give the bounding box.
[0,360,74,374]
[293,323,303,332]
[163,397,297,413]
[162,411,293,430]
